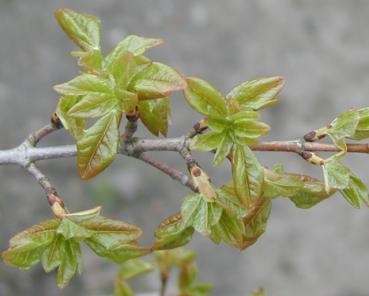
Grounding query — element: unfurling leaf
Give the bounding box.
[55,8,101,51]
[180,194,222,235]
[138,97,170,136]
[322,156,351,192]
[82,216,149,263]
[56,96,85,138]
[241,199,271,250]
[210,210,246,249]
[129,62,186,100]
[153,213,194,250]
[105,35,162,70]
[64,206,102,223]
[2,212,148,288]
[77,111,121,179]
[212,135,233,166]
[184,77,227,116]
[232,145,264,207]
[2,220,59,269]
[322,155,369,208]
[341,175,369,208]
[352,107,369,140]
[227,76,285,110]
[327,109,360,151]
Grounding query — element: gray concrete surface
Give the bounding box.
[1,0,369,295]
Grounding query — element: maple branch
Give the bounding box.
[1,123,369,200]
[135,153,196,192]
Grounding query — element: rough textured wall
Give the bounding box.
[1,1,369,295]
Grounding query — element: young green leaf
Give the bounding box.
[54,73,113,96]
[56,239,82,288]
[340,175,369,208]
[190,131,225,152]
[118,258,154,280]
[138,97,170,136]
[109,51,137,90]
[226,76,285,110]
[322,156,351,192]
[77,111,121,179]
[210,210,246,249]
[67,93,119,119]
[41,235,64,273]
[64,206,102,223]
[56,218,93,240]
[352,107,369,140]
[2,220,59,269]
[263,169,304,198]
[232,145,264,207]
[71,49,103,73]
[241,199,271,250]
[212,135,233,166]
[184,77,227,116]
[180,194,223,235]
[215,189,247,219]
[56,96,85,138]
[81,216,143,249]
[104,35,162,70]
[55,8,101,51]
[153,213,194,250]
[327,109,360,150]
[129,62,186,100]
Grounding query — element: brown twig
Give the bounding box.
[136,153,196,192]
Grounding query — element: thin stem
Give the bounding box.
[27,123,60,146]
[24,163,66,218]
[136,153,196,192]
[122,112,139,141]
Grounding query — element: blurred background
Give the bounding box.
[1,0,369,295]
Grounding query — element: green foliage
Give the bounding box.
[2,210,148,288]
[54,8,186,179]
[186,77,272,165]
[4,6,369,293]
